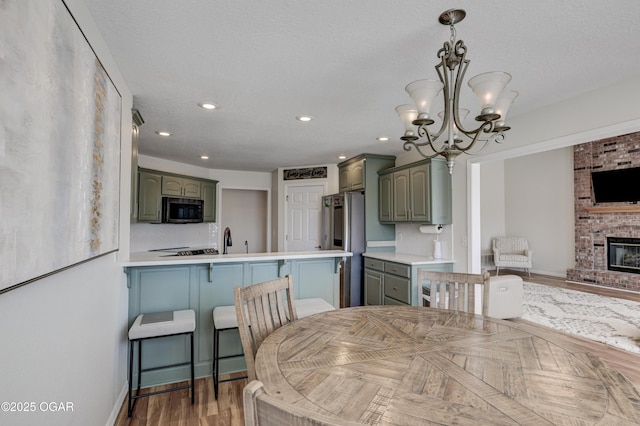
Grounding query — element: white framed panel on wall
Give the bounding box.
[0,0,122,293]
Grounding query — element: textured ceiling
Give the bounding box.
[84,0,640,172]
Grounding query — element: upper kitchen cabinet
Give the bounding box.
[378,159,452,225]
[339,158,364,192]
[201,180,217,223]
[137,168,218,223]
[138,170,162,222]
[338,154,395,193]
[162,175,202,198]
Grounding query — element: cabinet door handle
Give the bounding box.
[393,286,398,291]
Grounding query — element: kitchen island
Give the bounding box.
[123,250,350,387]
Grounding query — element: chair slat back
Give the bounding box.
[420,270,490,316]
[235,275,297,381]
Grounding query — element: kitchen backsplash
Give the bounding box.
[395,223,452,259]
[130,222,219,252]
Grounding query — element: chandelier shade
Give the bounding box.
[395,9,516,174]
[467,72,512,119]
[395,104,418,136]
[405,79,444,125]
[493,90,519,131]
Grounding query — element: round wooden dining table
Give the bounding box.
[254,305,640,425]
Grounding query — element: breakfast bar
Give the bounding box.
[122,250,350,387]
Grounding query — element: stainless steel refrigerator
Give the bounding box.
[321,192,365,307]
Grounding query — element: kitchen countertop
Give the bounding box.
[122,250,352,267]
[363,252,454,266]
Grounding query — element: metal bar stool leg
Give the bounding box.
[213,327,220,399]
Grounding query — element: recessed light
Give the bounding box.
[198,102,218,110]
[155,131,171,137]
[296,115,313,122]
[338,155,347,160]
[377,136,389,142]
[200,155,209,160]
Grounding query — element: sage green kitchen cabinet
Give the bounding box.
[364,260,383,306]
[339,158,365,192]
[392,169,411,221]
[201,180,217,222]
[137,168,218,223]
[363,255,453,306]
[162,175,202,198]
[337,154,395,193]
[378,173,393,223]
[138,171,162,222]
[378,159,452,224]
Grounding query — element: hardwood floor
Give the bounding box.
[114,373,248,425]
[115,272,640,425]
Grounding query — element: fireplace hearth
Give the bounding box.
[608,237,640,274]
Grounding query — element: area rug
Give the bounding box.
[521,282,640,354]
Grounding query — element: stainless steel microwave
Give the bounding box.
[162,197,203,223]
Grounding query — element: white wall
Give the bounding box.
[480,160,506,255]
[504,148,575,276]
[221,189,268,254]
[479,149,574,277]
[0,1,133,425]
[465,75,640,273]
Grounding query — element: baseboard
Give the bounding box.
[565,280,640,295]
[105,382,128,426]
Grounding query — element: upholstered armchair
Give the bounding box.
[492,237,532,276]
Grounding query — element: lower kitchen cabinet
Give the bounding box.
[363,255,453,306]
[125,257,341,387]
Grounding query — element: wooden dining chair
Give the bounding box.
[419,270,491,316]
[243,380,365,426]
[234,275,298,382]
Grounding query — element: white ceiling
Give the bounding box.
[84,0,640,172]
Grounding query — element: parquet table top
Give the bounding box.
[255,305,640,425]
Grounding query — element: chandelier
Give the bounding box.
[396,9,518,174]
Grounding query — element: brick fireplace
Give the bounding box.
[566,131,640,291]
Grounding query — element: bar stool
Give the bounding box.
[128,309,196,417]
[212,297,335,398]
[212,305,247,399]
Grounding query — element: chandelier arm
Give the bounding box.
[404,128,455,160]
[453,121,495,152]
[402,140,443,159]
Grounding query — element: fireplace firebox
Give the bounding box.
[608,237,640,274]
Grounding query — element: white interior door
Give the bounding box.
[286,185,324,251]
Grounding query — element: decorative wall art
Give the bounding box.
[0,0,122,293]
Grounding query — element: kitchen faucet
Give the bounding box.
[223,227,232,254]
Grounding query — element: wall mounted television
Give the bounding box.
[591,167,640,203]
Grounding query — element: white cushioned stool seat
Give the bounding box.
[129,309,196,340]
[127,309,196,417]
[292,298,335,319]
[213,305,239,330]
[486,275,523,319]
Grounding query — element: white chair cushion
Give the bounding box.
[129,309,196,340]
[498,254,529,262]
[213,305,239,330]
[295,298,336,319]
[213,298,336,330]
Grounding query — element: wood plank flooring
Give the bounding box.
[115,272,640,425]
